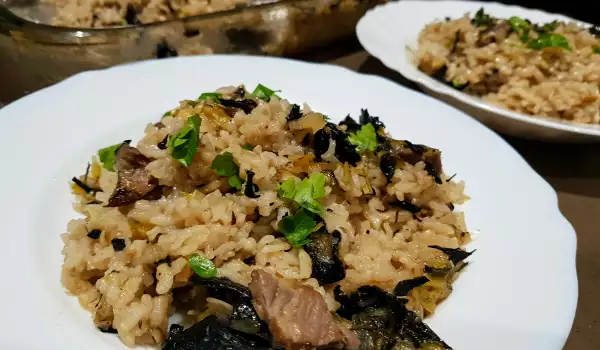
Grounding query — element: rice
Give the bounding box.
[45,0,250,27]
[415,9,600,124]
[61,85,470,348]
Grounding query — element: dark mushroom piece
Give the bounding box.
[72,177,98,194]
[394,276,429,296]
[338,115,361,132]
[124,4,140,25]
[313,127,330,161]
[191,276,253,301]
[87,229,102,239]
[218,98,258,115]
[304,230,345,285]
[111,238,126,251]
[334,285,452,350]
[190,276,273,344]
[358,109,385,130]
[244,170,260,198]
[157,135,168,150]
[232,85,247,99]
[327,123,360,166]
[162,316,276,350]
[429,245,475,264]
[312,123,360,165]
[382,139,443,183]
[380,154,397,183]
[287,104,302,121]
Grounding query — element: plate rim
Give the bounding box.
[356,0,600,137]
[0,54,579,349]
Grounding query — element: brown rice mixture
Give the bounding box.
[46,0,250,27]
[61,84,471,349]
[416,8,600,124]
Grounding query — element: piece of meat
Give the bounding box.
[249,270,359,349]
[107,144,158,207]
[113,143,152,171]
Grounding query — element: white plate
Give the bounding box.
[0,55,577,350]
[356,0,600,142]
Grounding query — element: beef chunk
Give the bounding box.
[249,270,359,348]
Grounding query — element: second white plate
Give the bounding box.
[356,0,600,142]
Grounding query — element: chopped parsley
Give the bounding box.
[527,33,571,51]
[252,84,280,101]
[279,208,317,247]
[471,8,493,27]
[347,123,377,153]
[508,16,531,42]
[188,253,217,278]
[162,111,172,118]
[198,92,222,101]
[210,152,243,190]
[242,144,254,151]
[98,141,129,171]
[168,114,202,167]
[278,173,326,215]
[540,20,559,33]
[594,47,600,54]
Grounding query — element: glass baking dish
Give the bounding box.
[0,0,385,106]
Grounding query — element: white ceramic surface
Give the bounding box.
[356,0,600,142]
[0,55,577,350]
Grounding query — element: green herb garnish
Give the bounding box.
[168,114,202,167]
[98,142,125,171]
[162,111,172,118]
[540,20,559,33]
[508,16,531,42]
[323,115,330,121]
[593,47,600,54]
[527,33,571,51]
[348,123,377,153]
[278,173,326,215]
[471,8,493,27]
[242,144,254,151]
[198,92,222,101]
[279,208,317,247]
[210,151,243,190]
[252,84,280,101]
[188,253,217,278]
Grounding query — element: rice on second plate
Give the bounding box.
[416,8,600,124]
[61,84,471,349]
